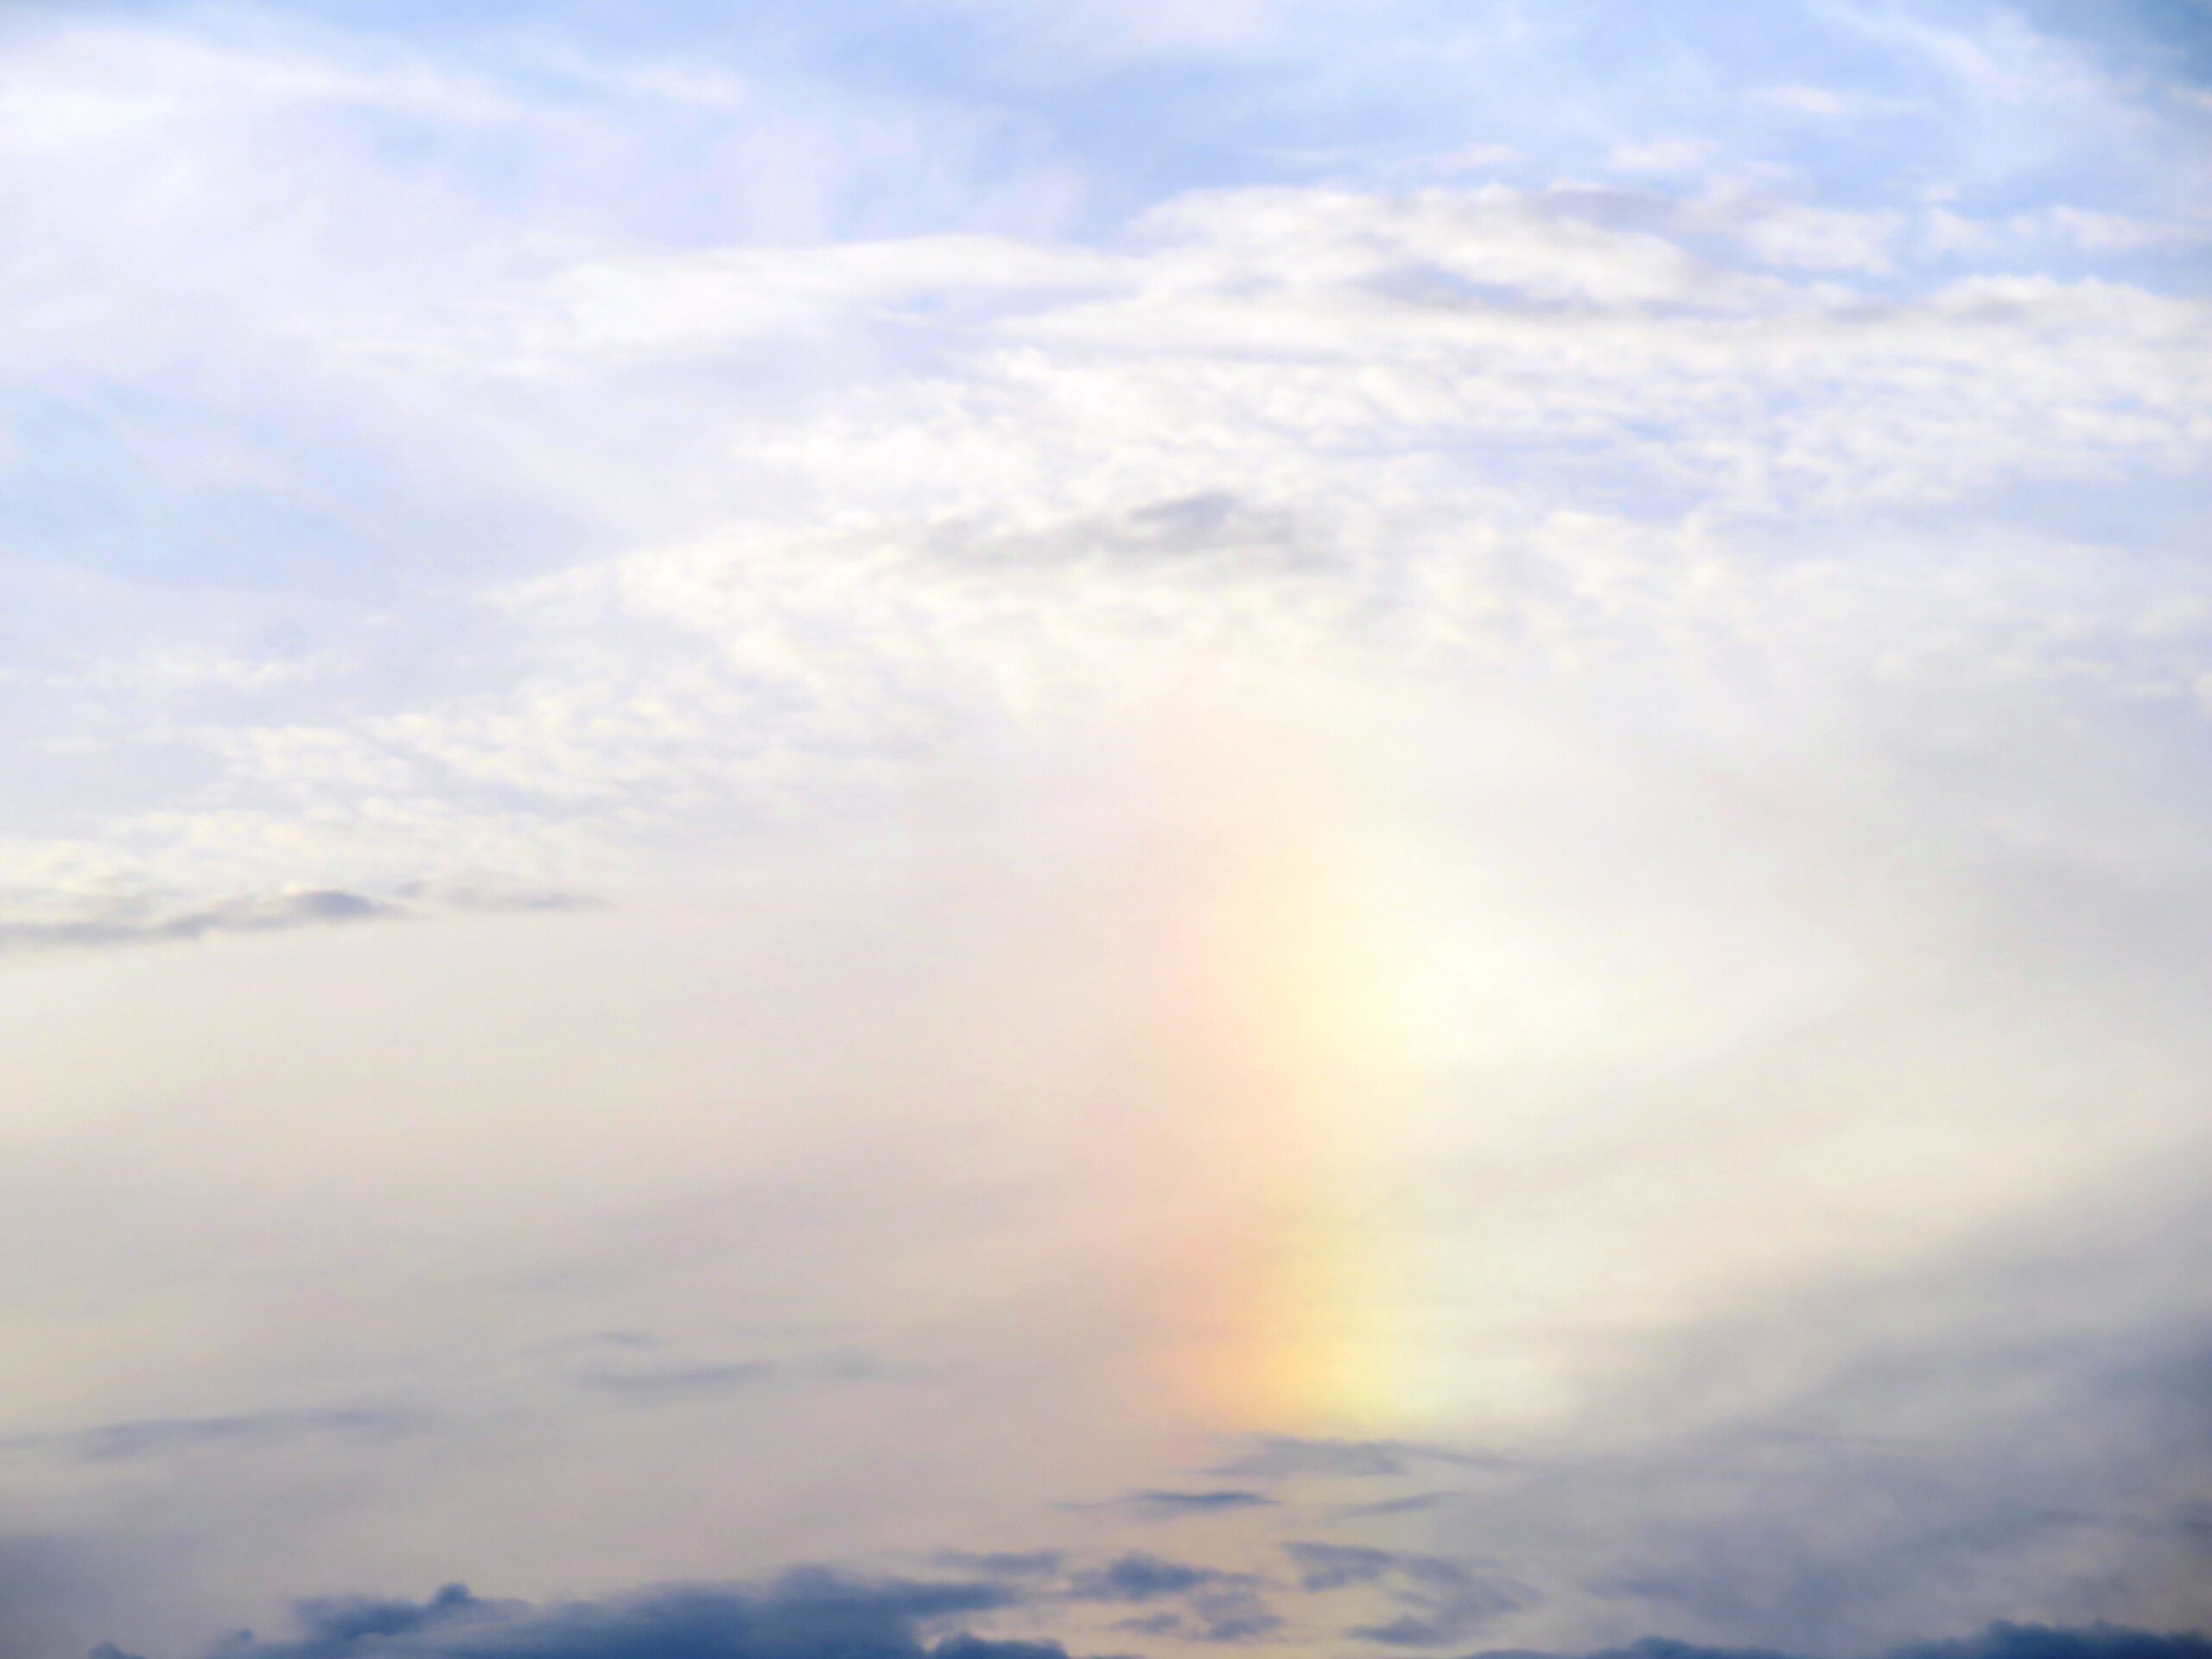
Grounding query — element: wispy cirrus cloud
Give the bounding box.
[0,1408,426,1466]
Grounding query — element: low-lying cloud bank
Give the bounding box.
[91,1577,1064,1659]
[86,1574,2212,1659]
[1519,1626,2212,1659]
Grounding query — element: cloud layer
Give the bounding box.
[0,3,2206,1659]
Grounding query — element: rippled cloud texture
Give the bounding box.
[1,3,2209,1659]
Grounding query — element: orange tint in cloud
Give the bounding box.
[1117,755,1419,1436]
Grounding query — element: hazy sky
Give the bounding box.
[2,5,2209,1659]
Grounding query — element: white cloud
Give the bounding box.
[929,0,1287,63]
[1607,137,1718,175]
[2,143,2207,912]
[2015,205,2209,253]
[3,7,2212,1653]
[1760,85,1853,117]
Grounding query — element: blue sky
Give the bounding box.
[0,4,2209,1659]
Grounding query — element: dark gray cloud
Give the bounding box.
[1239,1190,2212,1651]
[1288,1541,1514,1597]
[1337,1493,1467,1519]
[569,1362,781,1401]
[1065,1554,1276,1643]
[0,884,600,957]
[1211,1436,1496,1482]
[1094,1491,1274,1518]
[0,890,398,954]
[1530,1280,2212,1648]
[1286,1542,1405,1592]
[1067,1555,1230,1604]
[572,1354,882,1403]
[1185,1609,1281,1643]
[1281,1544,1530,1647]
[926,1557,1064,1584]
[1491,1625,2212,1659]
[99,1574,1059,1659]
[0,1535,102,1659]
[1361,1607,1522,1649]
[0,1408,424,1465]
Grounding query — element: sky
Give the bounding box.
[1,3,2209,1659]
